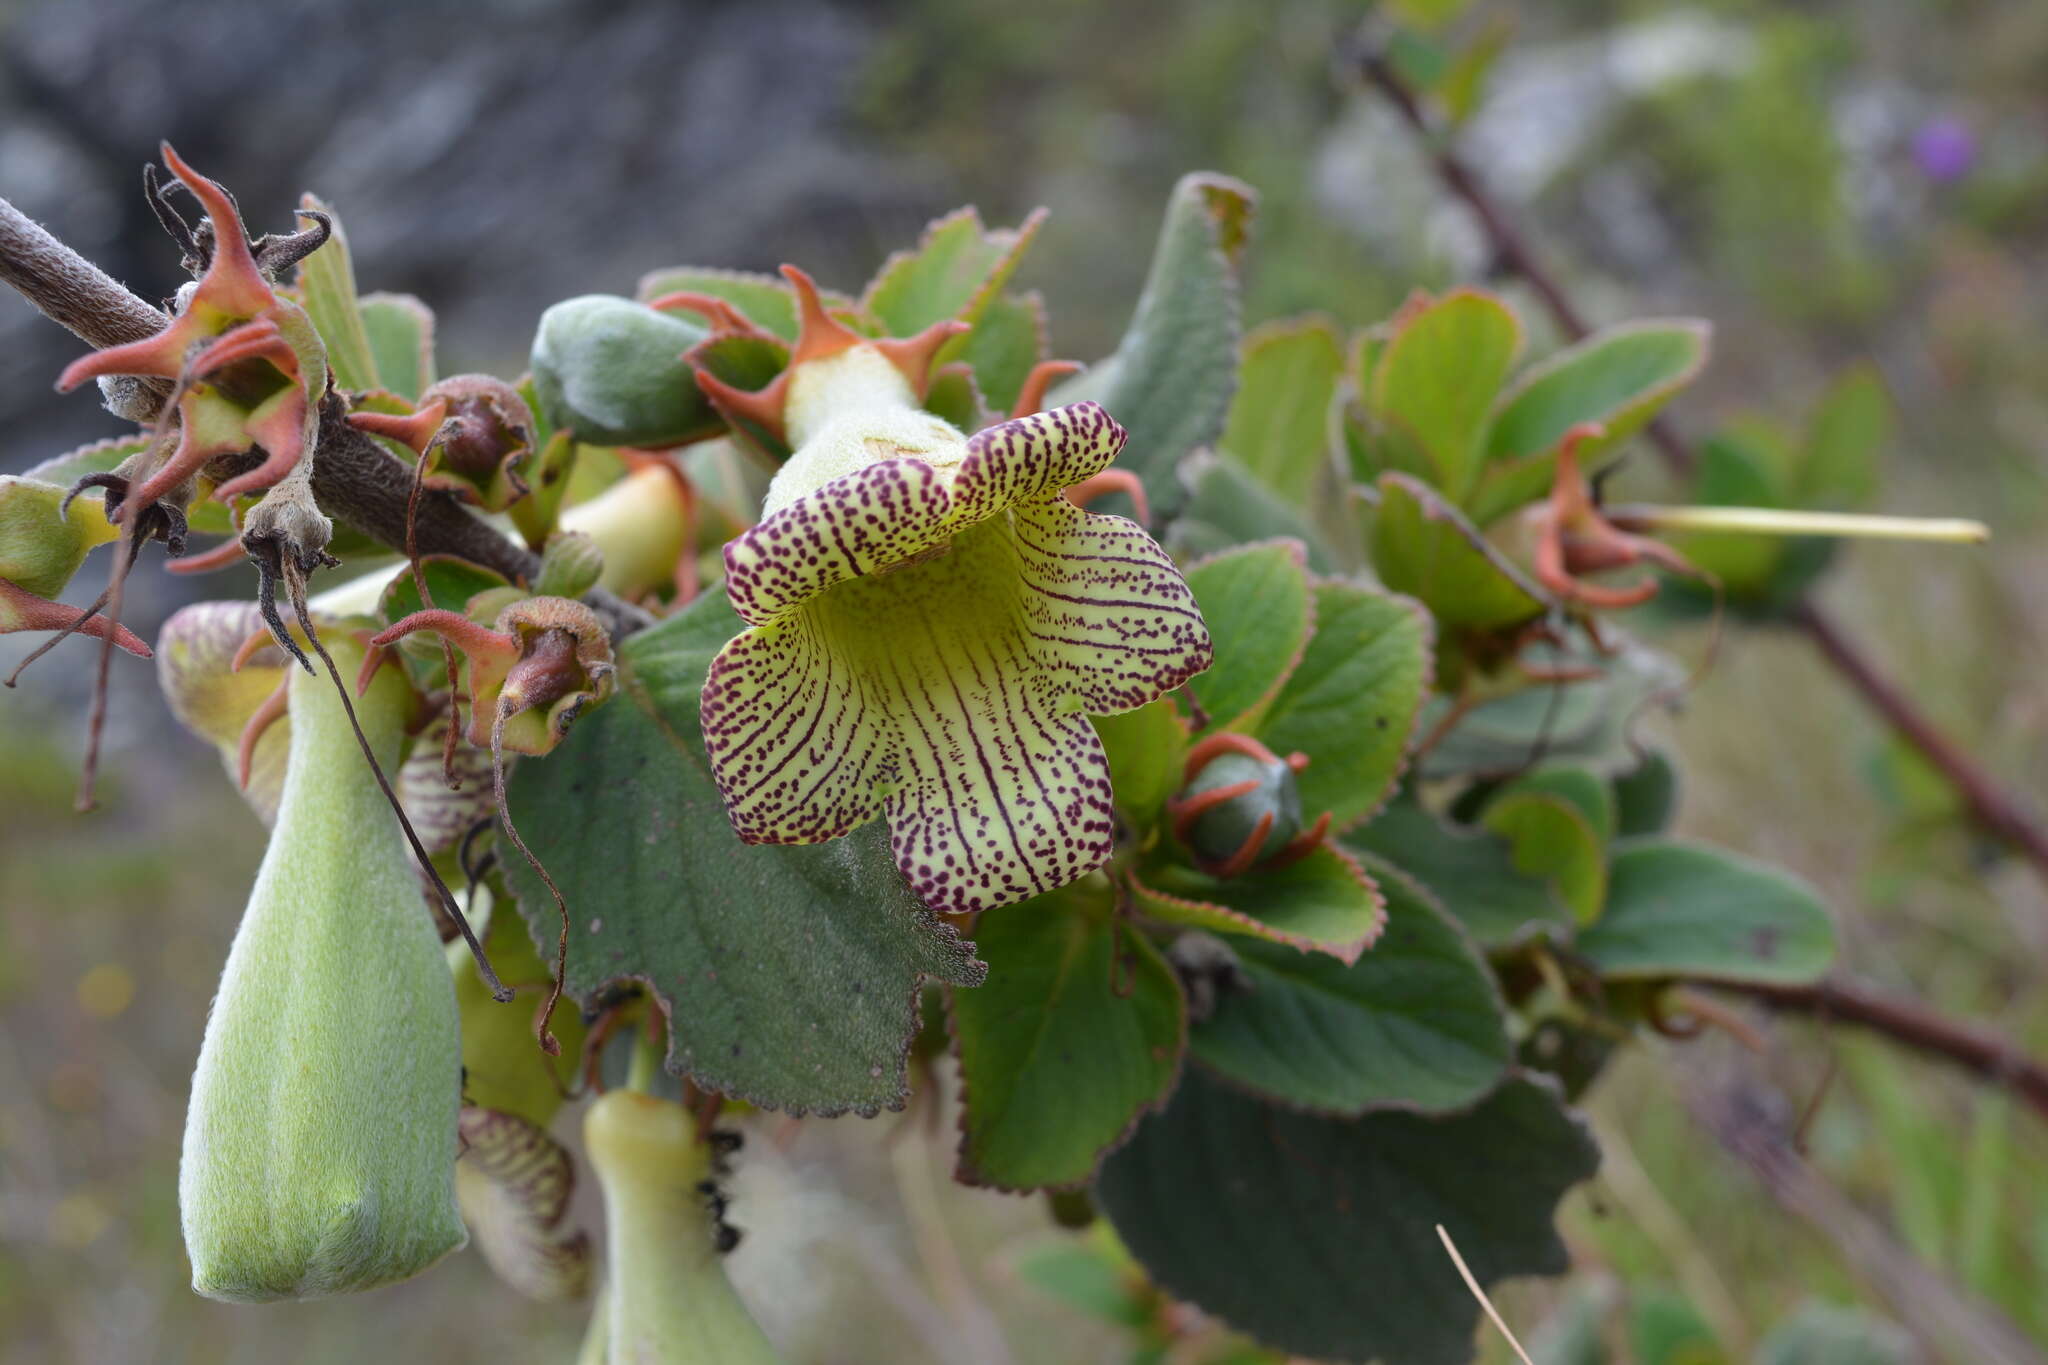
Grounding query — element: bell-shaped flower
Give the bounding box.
[54,144,326,516]
[697,269,1210,914]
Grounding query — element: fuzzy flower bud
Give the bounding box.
[179,637,465,1301]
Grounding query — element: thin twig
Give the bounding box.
[1711,976,2048,1123]
[1354,44,2048,885]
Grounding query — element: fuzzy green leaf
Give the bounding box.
[950,880,1184,1189]
[633,267,854,342]
[1472,319,1710,524]
[501,594,985,1116]
[960,291,1048,416]
[1420,639,1682,780]
[1132,844,1384,964]
[1369,472,1547,630]
[1482,789,1607,925]
[1252,579,1431,832]
[358,292,436,400]
[1219,318,1344,506]
[1095,1069,1599,1364]
[1612,749,1680,838]
[1370,289,1524,500]
[1182,540,1314,732]
[23,436,234,536]
[1346,787,1573,948]
[1166,452,1335,573]
[1578,839,1836,984]
[863,206,1046,339]
[1053,174,1256,520]
[1190,859,1509,1115]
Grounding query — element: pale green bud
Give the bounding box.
[179,639,466,1302]
[583,1091,782,1365]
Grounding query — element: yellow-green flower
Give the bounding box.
[699,281,1209,914]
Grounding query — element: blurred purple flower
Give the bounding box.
[1912,117,1976,183]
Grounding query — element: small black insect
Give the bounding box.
[697,1137,745,1254]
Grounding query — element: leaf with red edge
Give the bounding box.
[863,206,1048,340]
[1131,843,1385,964]
[1181,540,1314,734]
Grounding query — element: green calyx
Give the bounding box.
[179,636,465,1302]
[0,475,118,599]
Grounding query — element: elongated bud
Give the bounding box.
[179,637,465,1301]
[529,296,718,448]
[583,1091,781,1365]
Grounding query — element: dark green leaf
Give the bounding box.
[1053,174,1256,520]
[1612,749,1679,838]
[1095,1069,1599,1365]
[1369,472,1547,630]
[1419,639,1682,780]
[1501,766,1616,844]
[359,291,436,400]
[1346,787,1572,948]
[1371,289,1524,500]
[1132,844,1384,963]
[1219,318,1345,506]
[1182,540,1314,732]
[1253,579,1431,832]
[290,194,380,392]
[501,595,984,1115]
[951,881,1184,1189]
[1474,320,1710,525]
[1190,859,1509,1115]
[378,556,512,625]
[1578,839,1835,984]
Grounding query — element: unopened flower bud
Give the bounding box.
[179,638,465,1301]
[582,1090,780,1363]
[534,531,605,601]
[1167,734,1329,878]
[529,296,717,448]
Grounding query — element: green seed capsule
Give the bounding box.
[179,640,465,1302]
[529,295,717,448]
[583,1090,781,1364]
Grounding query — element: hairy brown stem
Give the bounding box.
[0,195,651,640]
[1355,46,2048,885]
[1712,976,2048,1123]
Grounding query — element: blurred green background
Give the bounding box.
[2,0,2044,1360]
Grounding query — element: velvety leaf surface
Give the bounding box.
[501,595,985,1116]
[863,206,1045,338]
[1370,472,1547,630]
[1371,289,1524,500]
[1253,579,1430,832]
[358,291,436,400]
[961,291,1048,416]
[632,266,854,341]
[1132,844,1384,963]
[1346,788,1573,947]
[1219,318,1344,506]
[290,195,380,393]
[1611,748,1680,837]
[1190,859,1509,1115]
[1473,319,1710,524]
[1578,839,1836,984]
[1420,639,1682,779]
[1167,451,1335,573]
[25,436,234,536]
[1182,540,1313,732]
[950,880,1184,1189]
[1053,173,1256,518]
[1095,1069,1599,1364]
